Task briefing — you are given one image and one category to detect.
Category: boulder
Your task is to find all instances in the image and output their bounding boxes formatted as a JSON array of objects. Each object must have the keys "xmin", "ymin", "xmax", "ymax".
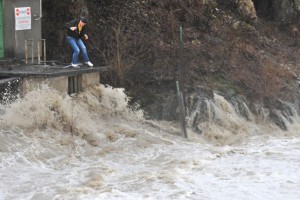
[
  {"xmin": 236, "ymin": 0, "xmax": 258, "ymax": 20},
  {"xmin": 272, "ymin": 0, "xmax": 299, "ymax": 20}
]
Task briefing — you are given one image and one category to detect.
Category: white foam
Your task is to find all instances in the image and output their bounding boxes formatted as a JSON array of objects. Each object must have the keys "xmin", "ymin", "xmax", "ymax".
[{"xmin": 0, "ymin": 85, "xmax": 299, "ymax": 200}]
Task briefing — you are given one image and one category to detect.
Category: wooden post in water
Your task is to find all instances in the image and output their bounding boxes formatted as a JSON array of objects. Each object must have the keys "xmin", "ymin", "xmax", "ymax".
[
  {"xmin": 176, "ymin": 26, "xmax": 188, "ymax": 138},
  {"xmin": 25, "ymin": 40, "xmax": 34, "ymax": 64},
  {"xmin": 176, "ymin": 81, "xmax": 188, "ymax": 138},
  {"xmin": 37, "ymin": 39, "xmax": 47, "ymax": 66}
]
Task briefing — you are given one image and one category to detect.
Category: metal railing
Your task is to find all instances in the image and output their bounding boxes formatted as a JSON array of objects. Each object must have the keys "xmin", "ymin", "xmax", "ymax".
[
  {"xmin": 25, "ymin": 39, "xmax": 34, "ymax": 64},
  {"xmin": 37, "ymin": 39, "xmax": 46, "ymax": 65},
  {"xmin": 25, "ymin": 39, "xmax": 46, "ymax": 65}
]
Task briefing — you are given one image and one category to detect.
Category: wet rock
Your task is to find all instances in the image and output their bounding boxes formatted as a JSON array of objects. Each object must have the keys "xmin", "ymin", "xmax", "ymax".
[
  {"xmin": 269, "ymin": 109, "xmax": 288, "ymax": 131},
  {"xmin": 236, "ymin": 0, "xmax": 258, "ymax": 20},
  {"xmin": 272, "ymin": 0, "xmax": 299, "ymax": 20}
]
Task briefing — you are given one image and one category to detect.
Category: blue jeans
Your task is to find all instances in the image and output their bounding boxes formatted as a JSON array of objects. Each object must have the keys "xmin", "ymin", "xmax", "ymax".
[{"xmin": 66, "ymin": 36, "xmax": 90, "ymax": 64}]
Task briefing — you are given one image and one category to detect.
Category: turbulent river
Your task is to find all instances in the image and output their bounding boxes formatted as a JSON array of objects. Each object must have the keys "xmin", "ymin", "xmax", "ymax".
[{"xmin": 0, "ymin": 85, "xmax": 299, "ymax": 200}]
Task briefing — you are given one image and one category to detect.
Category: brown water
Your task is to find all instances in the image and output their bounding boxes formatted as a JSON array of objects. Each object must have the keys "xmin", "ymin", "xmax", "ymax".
[{"xmin": 0, "ymin": 85, "xmax": 299, "ymax": 200}]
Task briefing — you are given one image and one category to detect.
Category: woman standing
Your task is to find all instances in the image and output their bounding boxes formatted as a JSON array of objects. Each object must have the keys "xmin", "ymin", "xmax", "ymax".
[{"xmin": 64, "ymin": 16, "xmax": 93, "ymax": 68}]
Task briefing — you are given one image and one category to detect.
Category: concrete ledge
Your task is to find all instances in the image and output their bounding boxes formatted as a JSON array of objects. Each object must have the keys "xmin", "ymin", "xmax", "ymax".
[
  {"xmin": 20, "ymin": 76, "xmax": 68, "ymax": 95},
  {"xmin": 0, "ymin": 64, "xmax": 109, "ymax": 96},
  {"xmin": 0, "ymin": 65, "xmax": 110, "ymax": 78},
  {"xmin": 0, "ymin": 77, "xmax": 19, "ymax": 84}
]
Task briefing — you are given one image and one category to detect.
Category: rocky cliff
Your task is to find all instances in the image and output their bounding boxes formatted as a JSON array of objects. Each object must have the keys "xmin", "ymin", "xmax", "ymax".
[{"xmin": 42, "ymin": 0, "xmax": 300, "ymax": 131}]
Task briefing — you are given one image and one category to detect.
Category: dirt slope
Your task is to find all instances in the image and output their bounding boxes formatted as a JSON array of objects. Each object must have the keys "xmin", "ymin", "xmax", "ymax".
[{"xmin": 42, "ymin": 0, "xmax": 300, "ymax": 108}]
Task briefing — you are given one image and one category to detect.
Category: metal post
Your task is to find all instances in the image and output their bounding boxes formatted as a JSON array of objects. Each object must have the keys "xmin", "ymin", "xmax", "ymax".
[
  {"xmin": 37, "ymin": 39, "xmax": 46, "ymax": 66},
  {"xmin": 31, "ymin": 41, "xmax": 34, "ymax": 64},
  {"xmin": 177, "ymin": 27, "xmax": 185, "ymax": 101},
  {"xmin": 176, "ymin": 81, "xmax": 188, "ymax": 138},
  {"xmin": 42, "ymin": 39, "xmax": 46, "ymax": 66},
  {"xmin": 37, "ymin": 40, "xmax": 41, "ymax": 64},
  {"xmin": 180, "ymin": 26, "xmax": 183, "ymax": 55},
  {"xmin": 176, "ymin": 27, "xmax": 188, "ymax": 138},
  {"xmin": 25, "ymin": 40, "xmax": 28, "ymax": 64},
  {"xmin": 25, "ymin": 40, "xmax": 34, "ymax": 65}
]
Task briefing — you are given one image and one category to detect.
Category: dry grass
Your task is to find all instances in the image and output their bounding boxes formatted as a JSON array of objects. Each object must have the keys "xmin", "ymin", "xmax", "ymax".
[{"xmin": 42, "ymin": 0, "xmax": 300, "ymax": 101}]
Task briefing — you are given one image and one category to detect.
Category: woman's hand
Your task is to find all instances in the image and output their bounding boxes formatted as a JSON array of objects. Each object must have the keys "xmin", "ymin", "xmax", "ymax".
[
  {"xmin": 84, "ymin": 34, "xmax": 89, "ymax": 40},
  {"xmin": 70, "ymin": 27, "xmax": 77, "ymax": 31}
]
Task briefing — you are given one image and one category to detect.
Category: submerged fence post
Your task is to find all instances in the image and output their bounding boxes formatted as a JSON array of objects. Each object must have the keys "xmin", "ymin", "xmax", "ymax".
[
  {"xmin": 176, "ymin": 26, "xmax": 188, "ymax": 138},
  {"xmin": 179, "ymin": 26, "xmax": 184, "ymax": 89},
  {"xmin": 176, "ymin": 81, "xmax": 188, "ymax": 138},
  {"xmin": 25, "ymin": 39, "xmax": 34, "ymax": 65}
]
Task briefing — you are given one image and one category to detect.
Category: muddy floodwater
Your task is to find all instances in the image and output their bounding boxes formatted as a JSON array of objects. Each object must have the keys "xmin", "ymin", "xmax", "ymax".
[{"xmin": 0, "ymin": 85, "xmax": 299, "ymax": 200}]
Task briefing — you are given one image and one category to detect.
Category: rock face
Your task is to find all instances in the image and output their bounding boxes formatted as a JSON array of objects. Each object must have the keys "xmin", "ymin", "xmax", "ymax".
[
  {"xmin": 296, "ymin": 0, "xmax": 300, "ymax": 9},
  {"xmin": 236, "ymin": 0, "xmax": 258, "ymax": 20},
  {"xmin": 186, "ymin": 86, "xmax": 300, "ymax": 134},
  {"xmin": 237, "ymin": 0, "xmax": 300, "ymax": 20},
  {"xmin": 272, "ymin": 0, "xmax": 299, "ymax": 20},
  {"xmin": 252, "ymin": 0, "xmax": 300, "ymax": 20}
]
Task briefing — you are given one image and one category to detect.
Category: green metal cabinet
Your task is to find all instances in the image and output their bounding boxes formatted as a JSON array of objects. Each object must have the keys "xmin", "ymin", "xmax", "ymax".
[{"xmin": 0, "ymin": 0, "xmax": 4, "ymax": 58}]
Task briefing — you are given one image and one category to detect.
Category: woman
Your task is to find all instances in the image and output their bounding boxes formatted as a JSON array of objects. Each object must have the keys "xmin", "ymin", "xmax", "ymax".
[{"xmin": 64, "ymin": 16, "xmax": 93, "ymax": 68}]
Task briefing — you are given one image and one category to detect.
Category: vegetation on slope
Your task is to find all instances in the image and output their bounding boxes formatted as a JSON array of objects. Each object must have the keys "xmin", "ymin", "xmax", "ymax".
[{"xmin": 42, "ymin": 0, "xmax": 300, "ymax": 105}]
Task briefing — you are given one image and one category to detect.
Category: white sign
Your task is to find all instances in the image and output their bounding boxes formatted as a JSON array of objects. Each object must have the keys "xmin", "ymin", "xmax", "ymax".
[{"xmin": 15, "ymin": 7, "xmax": 31, "ymax": 30}]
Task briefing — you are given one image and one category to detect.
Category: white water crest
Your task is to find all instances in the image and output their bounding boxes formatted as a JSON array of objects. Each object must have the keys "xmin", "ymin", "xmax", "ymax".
[{"xmin": 0, "ymin": 84, "xmax": 299, "ymax": 200}]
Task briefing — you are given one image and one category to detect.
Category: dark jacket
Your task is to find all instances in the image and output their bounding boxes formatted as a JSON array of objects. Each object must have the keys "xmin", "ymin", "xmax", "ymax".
[{"xmin": 64, "ymin": 19, "xmax": 87, "ymax": 39}]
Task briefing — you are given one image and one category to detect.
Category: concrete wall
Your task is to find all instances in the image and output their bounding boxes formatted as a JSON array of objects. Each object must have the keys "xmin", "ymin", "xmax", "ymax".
[
  {"xmin": 20, "ymin": 76, "xmax": 68, "ymax": 96},
  {"xmin": 3, "ymin": 0, "xmax": 42, "ymax": 59},
  {"xmin": 19, "ymin": 72, "xmax": 100, "ymax": 96},
  {"xmin": 82, "ymin": 72, "xmax": 100, "ymax": 90}
]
